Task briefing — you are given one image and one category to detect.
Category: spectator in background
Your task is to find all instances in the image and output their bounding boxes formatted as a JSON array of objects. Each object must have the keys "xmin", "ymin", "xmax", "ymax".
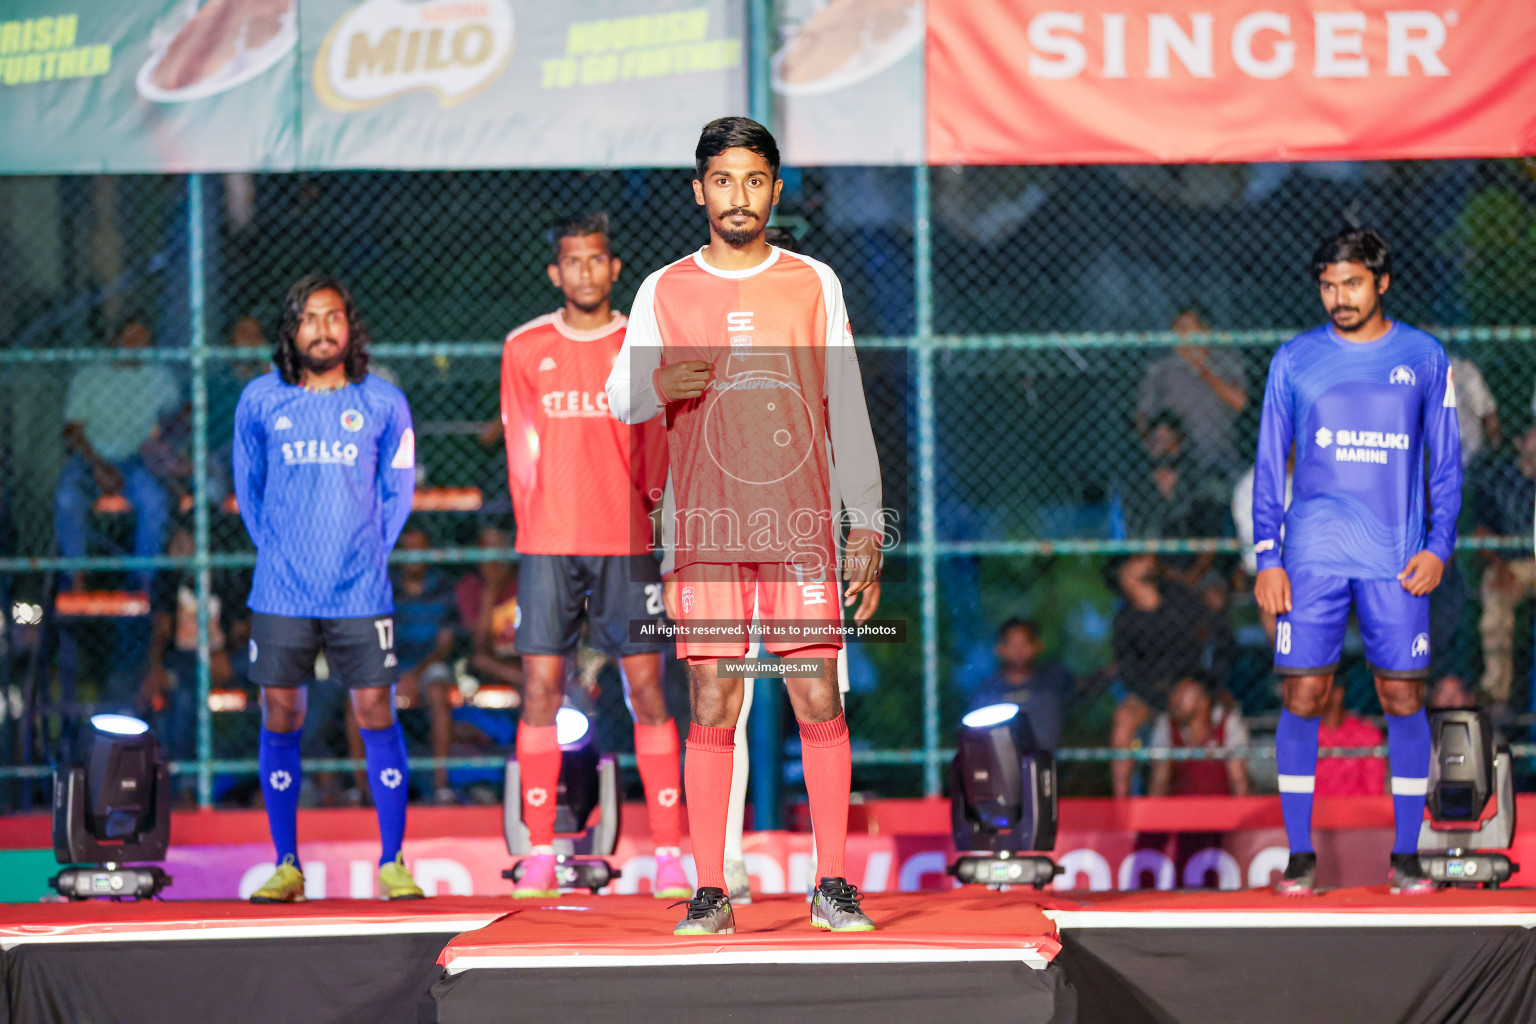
[
  {"xmin": 1471, "ymin": 422, "xmax": 1536, "ymax": 709},
  {"xmin": 55, "ymin": 314, "xmax": 181, "ymax": 590},
  {"xmin": 1314, "ymin": 684, "xmax": 1385, "ymax": 797},
  {"xmin": 1123, "ymin": 411, "xmax": 1231, "ymax": 586},
  {"xmin": 208, "ymin": 315, "xmax": 272, "ymax": 505},
  {"xmin": 360, "ymin": 527, "xmax": 458, "ymax": 803},
  {"xmin": 1232, "ymin": 446, "xmax": 1294, "ymax": 641},
  {"xmin": 141, "ymin": 527, "xmax": 233, "ymax": 799},
  {"xmin": 455, "ymin": 526, "xmax": 523, "ymax": 694},
  {"xmin": 974, "ymin": 618, "xmax": 1074, "ymax": 750},
  {"xmin": 1135, "ymin": 307, "xmax": 1247, "ymax": 475},
  {"xmin": 1450, "ymin": 356, "xmax": 1498, "ymax": 467},
  {"xmin": 1148, "ymin": 677, "xmax": 1249, "ymax": 796},
  {"xmin": 1429, "ymin": 674, "xmax": 1478, "ymax": 710},
  {"xmin": 1108, "ymin": 553, "xmax": 1236, "ymax": 797}
]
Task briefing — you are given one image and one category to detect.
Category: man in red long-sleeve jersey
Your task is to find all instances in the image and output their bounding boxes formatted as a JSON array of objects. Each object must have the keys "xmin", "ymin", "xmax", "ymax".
[
  {"xmin": 500, "ymin": 212, "xmax": 686, "ymax": 899},
  {"xmin": 607, "ymin": 118, "xmax": 884, "ymax": 935}
]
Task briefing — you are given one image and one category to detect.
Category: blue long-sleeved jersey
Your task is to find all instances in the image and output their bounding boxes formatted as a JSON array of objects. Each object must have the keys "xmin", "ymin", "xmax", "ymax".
[
  {"xmin": 234, "ymin": 371, "xmax": 415, "ymax": 617},
  {"xmin": 1253, "ymin": 321, "xmax": 1461, "ymax": 580}
]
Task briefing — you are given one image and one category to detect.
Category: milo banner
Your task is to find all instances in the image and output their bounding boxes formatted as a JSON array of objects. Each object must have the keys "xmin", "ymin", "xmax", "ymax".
[
  {"xmin": 0, "ymin": 1, "xmax": 300, "ymax": 173},
  {"xmin": 300, "ymin": 0, "xmax": 745, "ymax": 169}
]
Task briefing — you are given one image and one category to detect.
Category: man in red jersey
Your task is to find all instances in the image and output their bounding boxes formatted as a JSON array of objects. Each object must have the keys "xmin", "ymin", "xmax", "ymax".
[
  {"xmin": 607, "ymin": 118, "xmax": 884, "ymax": 935},
  {"xmin": 500, "ymin": 213, "xmax": 686, "ymax": 899}
]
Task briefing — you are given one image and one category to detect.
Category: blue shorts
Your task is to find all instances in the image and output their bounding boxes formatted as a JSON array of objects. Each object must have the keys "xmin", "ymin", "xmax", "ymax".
[{"xmin": 1274, "ymin": 570, "xmax": 1430, "ymax": 680}]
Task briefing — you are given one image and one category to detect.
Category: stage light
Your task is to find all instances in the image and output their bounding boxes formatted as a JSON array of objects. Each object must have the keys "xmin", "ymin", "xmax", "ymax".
[
  {"xmin": 90, "ymin": 713, "xmax": 150, "ymax": 736},
  {"xmin": 50, "ymin": 714, "xmax": 172, "ymax": 900},
  {"xmin": 948, "ymin": 703, "xmax": 1060, "ymax": 889},
  {"xmin": 503, "ymin": 705, "xmax": 622, "ymax": 894},
  {"xmin": 961, "ymin": 703, "xmax": 1021, "ymax": 729},
  {"xmin": 556, "ymin": 706, "xmax": 590, "ymax": 746},
  {"xmin": 1418, "ymin": 708, "xmax": 1518, "ymax": 888}
]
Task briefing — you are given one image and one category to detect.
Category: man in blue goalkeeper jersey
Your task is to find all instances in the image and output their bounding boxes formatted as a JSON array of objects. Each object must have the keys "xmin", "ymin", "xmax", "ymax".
[
  {"xmin": 1253, "ymin": 228, "xmax": 1461, "ymax": 896},
  {"xmin": 234, "ymin": 275, "xmax": 423, "ymax": 902}
]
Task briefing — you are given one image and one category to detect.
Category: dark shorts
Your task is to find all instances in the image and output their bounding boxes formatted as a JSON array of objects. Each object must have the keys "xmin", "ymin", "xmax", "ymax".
[
  {"xmin": 250, "ymin": 612, "xmax": 399, "ymax": 690},
  {"xmin": 515, "ymin": 554, "xmax": 668, "ymax": 657},
  {"xmin": 1274, "ymin": 570, "xmax": 1432, "ymax": 680}
]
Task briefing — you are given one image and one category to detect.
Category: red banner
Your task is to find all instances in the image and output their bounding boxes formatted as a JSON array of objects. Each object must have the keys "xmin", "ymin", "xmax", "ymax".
[
  {"xmin": 0, "ymin": 798, "xmax": 1523, "ymax": 899},
  {"xmin": 927, "ymin": 0, "xmax": 1536, "ymax": 164}
]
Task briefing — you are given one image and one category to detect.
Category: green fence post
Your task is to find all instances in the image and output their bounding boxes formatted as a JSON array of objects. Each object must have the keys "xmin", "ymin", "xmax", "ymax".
[
  {"xmin": 749, "ymin": 0, "xmax": 772, "ymax": 129},
  {"xmin": 188, "ymin": 174, "xmax": 214, "ymax": 808},
  {"xmin": 914, "ymin": 166, "xmax": 940, "ymax": 796}
]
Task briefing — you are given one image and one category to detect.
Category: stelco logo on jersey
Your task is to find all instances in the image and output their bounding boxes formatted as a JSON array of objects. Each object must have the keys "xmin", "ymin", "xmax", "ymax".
[
  {"xmin": 1314, "ymin": 425, "xmax": 1409, "ymax": 465},
  {"xmin": 283, "ymin": 439, "xmax": 361, "ymax": 466},
  {"xmin": 314, "ymin": 0, "xmax": 516, "ymax": 112},
  {"xmin": 541, "ymin": 390, "xmax": 610, "ymax": 418}
]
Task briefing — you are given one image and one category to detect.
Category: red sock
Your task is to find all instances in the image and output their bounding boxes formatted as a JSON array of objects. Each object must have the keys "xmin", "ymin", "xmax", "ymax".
[
  {"xmin": 635, "ymin": 720, "xmax": 682, "ymax": 850},
  {"xmin": 684, "ymin": 723, "xmax": 735, "ymax": 891},
  {"xmin": 800, "ymin": 714, "xmax": 851, "ymax": 881},
  {"xmin": 516, "ymin": 724, "xmax": 561, "ymax": 848}
]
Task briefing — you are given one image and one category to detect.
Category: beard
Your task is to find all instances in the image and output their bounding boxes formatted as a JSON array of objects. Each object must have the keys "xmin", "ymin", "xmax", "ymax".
[
  {"xmin": 299, "ymin": 341, "xmax": 345, "ymax": 375},
  {"xmin": 568, "ymin": 295, "xmax": 607, "ymax": 315},
  {"xmin": 715, "ymin": 208, "xmax": 763, "ymax": 247},
  {"xmin": 1329, "ymin": 296, "xmax": 1379, "ymax": 332}
]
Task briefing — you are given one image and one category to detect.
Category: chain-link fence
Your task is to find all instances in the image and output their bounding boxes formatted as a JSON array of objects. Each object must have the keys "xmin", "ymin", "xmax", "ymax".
[{"xmin": 2, "ymin": 158, "xmax": 1535, "ymax": 809}]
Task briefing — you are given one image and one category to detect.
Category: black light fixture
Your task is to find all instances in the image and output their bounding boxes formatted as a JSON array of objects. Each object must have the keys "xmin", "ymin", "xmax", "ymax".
[
  {"xmin": 50, "ymin": 714, "xmax": 173, "ymax": 899},
  {"xmin": 947, "ymin": 704, "xmax": 1061, "ymax": 889},
  {"xmin": 503, "ymin": 707, "xmax": 622, "ymax": 893},
  {"xmin": 1417, "ymin": 708, "xmax": 1518, "ymax": 888}
]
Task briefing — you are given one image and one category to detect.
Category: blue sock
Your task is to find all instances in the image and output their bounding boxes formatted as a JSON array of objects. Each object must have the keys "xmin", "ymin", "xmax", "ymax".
[
  {"xmin": 1386, "ymin": 709, "xmax": 1431, "ymax": 855},
  {"xmin": 361, "ymin": 722, "xmax": 410, "ymax": 865},
  {"xmin": 258, "ymin": 727, "xmax": 303, "ymax": 867},
  {"xmin": 1275, "ymin": 709, "xmax": 1320, "ymax": 855}
]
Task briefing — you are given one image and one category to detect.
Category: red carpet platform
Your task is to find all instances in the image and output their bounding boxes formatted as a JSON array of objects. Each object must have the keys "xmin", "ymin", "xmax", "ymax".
[
  {"xmin": 3, "ymin": 885, "xmax": 1534, "ymax": 1023},
  {"xmin": 432, "ymin": 892, "xmax": 1069, "ymax": 1024}
]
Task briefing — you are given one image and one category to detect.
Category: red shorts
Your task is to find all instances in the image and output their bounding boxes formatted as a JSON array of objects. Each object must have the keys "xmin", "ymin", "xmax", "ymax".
[{"xmin": 671, "ymin": 562, "xmax": 843, "ymax": 659}]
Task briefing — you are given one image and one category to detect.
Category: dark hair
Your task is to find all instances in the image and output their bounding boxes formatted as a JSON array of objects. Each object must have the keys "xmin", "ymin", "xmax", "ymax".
[
  {"xmin": 1311, "ymin": 226, "xmax": 1391, "ymax": 282},
  {"xmin": 763, "ymin": 226, "xmax": 801, "ymax": 253},
  {"xmin": 1148, "ymin": 408, "xmax": 1186, "ymax": 438},
  {"xmin": 549, "ymin": 211, "xmax": 615, "ymax": 263},
  {"xmin": 996, "ymin": 617, "xmax": 1040, "ymax": 643},
  {"xmin": 1172, "ymin": 303, "xmax": 1210, "ymax": 327},
  {"xmin": 273, "ymin": 274, "xmax": 371, "ymax": 386},
  {"xmin": 694, "ymin": 116, "xmax": 780, "ymax": 181},
  {"xmin": 108, "ymin": 310, "xmax": 152, "ymax": 344},
  {"xmin": 1103, "ymin": 552, "xmax": 1158, "ymax": 593}
]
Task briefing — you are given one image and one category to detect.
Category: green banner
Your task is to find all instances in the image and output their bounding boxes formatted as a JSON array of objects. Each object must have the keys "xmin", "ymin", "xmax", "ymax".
[
  {"xmin": 0, "ymin": 1, "xmax": 300, "ymax": 173},
  {"xmin": 0, "ymin": 0, "xmax": 746, "ymax": 173},
  {"xmin": 300, "ymin": 0, "xmax": 744, "ymax": 169}
]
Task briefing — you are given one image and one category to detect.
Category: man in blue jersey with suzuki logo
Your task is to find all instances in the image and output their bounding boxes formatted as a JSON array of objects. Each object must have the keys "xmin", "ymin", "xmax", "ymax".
[
  {"xmin": 234, "ymin": 275, "xmax": 423, "ymax": 902},
  {"xmin": 1253, "ymin": 228, "xmax": 1461, "ymax": 896}
]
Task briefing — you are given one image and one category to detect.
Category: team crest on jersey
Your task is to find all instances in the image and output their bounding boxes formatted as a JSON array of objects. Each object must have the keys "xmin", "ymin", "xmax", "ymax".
[
  {"xmin": 1411, "ymin": 633, "xmax": 1430, "ymax": 658},
  {"xmin": 1314, "ymin": 427, "xmax": 1333, "ymax": 449},
  {"xmin": 341, "ymin": 409, "xmax": 365, "ymax": 432},
  {"xmin": 1389, "ymin": 365, "xmax": 1416, "ymax": 386},
  {"xmin": 681, "ymin": 586, "xmax": 694, "ymax": 614}
]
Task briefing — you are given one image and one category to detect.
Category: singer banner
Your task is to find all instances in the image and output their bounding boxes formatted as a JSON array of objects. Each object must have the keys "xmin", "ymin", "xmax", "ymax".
[{"xmin": 927, "ymin": 0, "xmax": 1536, "ymax": 165}]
